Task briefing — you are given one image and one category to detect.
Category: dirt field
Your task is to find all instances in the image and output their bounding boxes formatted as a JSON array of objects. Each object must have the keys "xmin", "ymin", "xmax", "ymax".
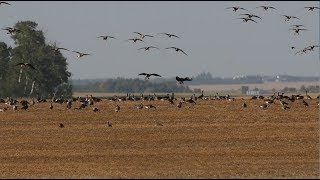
[{"xmin": 0, "ymin": 95, "xmax": 319, "ymax": 178}]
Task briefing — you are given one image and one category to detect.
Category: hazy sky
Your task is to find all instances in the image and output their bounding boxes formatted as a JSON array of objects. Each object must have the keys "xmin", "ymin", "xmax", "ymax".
[{"xmin": 1, "ymin": 1, "xmax": 319, "ymax": 79}]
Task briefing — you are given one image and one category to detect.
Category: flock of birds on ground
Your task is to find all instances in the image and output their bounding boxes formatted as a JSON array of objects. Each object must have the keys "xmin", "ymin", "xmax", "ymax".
[{"xmin": 0, "ymin": 2, "xmax": 319, "ymax": 128}]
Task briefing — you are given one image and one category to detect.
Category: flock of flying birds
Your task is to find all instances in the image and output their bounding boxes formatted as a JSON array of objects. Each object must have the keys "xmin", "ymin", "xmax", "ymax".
[
  {"xmin": 1, "ymin": 1, "xmax": 192, "ymax": 84},
  {"xmin": 226, "ymin": 4, "xmax": 319, "ymax": 56}
]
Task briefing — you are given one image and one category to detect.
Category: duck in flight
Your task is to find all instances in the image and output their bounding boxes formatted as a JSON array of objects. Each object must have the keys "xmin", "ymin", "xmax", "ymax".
[
  {"xmin": 159, "ymin": 33, "xmax": 180, "ymax": 39},
  {"xmin": 126, "ymin": 38, "xmax": 144, "ymax": 43},
  {"xmin": 226, "ymin": 6, "xmax": 247, "ymax": 12},
  {"xmin": 165, "ymin": 47, "xmax": 188, "ymax": 56},
  {"xmin": 72, "ymin": 51, "xmax": 91, "ymax": 58},
  {"xmin": 97, "ymin": 35, "xmax": 116, "ymax": 43},
  {"xmin": 238, "ymin": 17, "xmax": 258, "ymax": 23},
  {"xmin": 133, "ymin": 32, "xmax": 153, "ymax": 39},
  {"xmin": 304, "ymin": 6, "xmax": 320, "ymax": 11},
  {"xmin": 176, "ymin": 76, "xmax": 192, "ymax": 84},
  {"xmin": 281, "ymin": 15, "xmax": 300, "ymax": 21},
  {"xmin": 240, "ymin": 13, "xmax": 262, "ymax": 20},
  {"xmin": 256, "ymin": 6, "xmax": 276, "ymax": 11},
  {"xmin": 289, "ymin": 28, "xmax": 307, "ymax": 35},
  {"xmin": 16, "ymin": 63, "xmax": 36, "ymax": 70},
  {"xmin": 138, "ymin": 73, "xmax": 162, "ymax": 80},
  {"xmin": 138, "ymin": 46, "xmax": 159, "ymax": 51},
  {"xmin": 0, "ymin": 1, "xmax": 11, "ymax": 6},
  {"xmin": 52, "ymin": 47, "xmax": 69, "ymax": 53},
  {"xmin": 291, "ymin": 24, "xmax": 305, "ymax": 28}
]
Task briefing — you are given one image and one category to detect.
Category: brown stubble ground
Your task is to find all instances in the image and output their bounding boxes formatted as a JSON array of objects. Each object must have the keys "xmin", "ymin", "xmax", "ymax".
[{"xmin": 0, "ymin": 97, "xmax": 319, "ymax": 178}]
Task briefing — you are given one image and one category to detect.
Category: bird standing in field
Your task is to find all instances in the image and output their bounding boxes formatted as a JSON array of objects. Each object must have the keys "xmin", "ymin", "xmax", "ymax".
[
  {"xmin": 165, "ymin": 47, "xmax": 188, "ymax": 56},
  {"xmin": 138, "ymin": 73, "xmax": 162, "ymax": 80}
]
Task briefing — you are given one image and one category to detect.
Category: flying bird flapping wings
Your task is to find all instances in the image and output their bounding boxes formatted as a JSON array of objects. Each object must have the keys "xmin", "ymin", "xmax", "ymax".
[
  {"xmin": 226, "ymin": 6, "xmax": 248, "ymax": 12},
  {"xmin": 138, "ymin": 73, "xmax": 162, "ymax": 79},
  {"xmin": 52, "ymin": 47, "xmax": 69, "ymax": 53},
  {"xmin": 176, "ymin": 76, "xmax": 192, "ymax": 84},
  {"xmin": 289, "ymin": 28, "xmax": 307, "ymax": 35},
  {"xmin": 98, "ymin": 35, "xmax": 116, "ymax": 41},
  {"xmin": 72, "ymin": 51, "xmax": 91, "ymax": 58},
  {"xmin": 256, "ymin": 6, "xmax": 276, "ymax": 10},
  {"xmin": 0, "ymin": 1, "xmax": 11, "ymax": 6},
  {"xmin": 16, "ymin": 63, "xmax": 36, "ymax": 70},
  {"xmin": 133, "ymin": 32, "xmax": 154, "ymax": 39},
  {"xmin": 165, "ymin": 47, "xmax": 188, "ymax": 56},
  {"xmin": 238, "ymin": 17, "xmax": 258, "ymax": 23},
  {"xmin": 291, "ymin": 24, "xmax": 305, "ymax": 28},
  {"xmin": 126, "ymin": 38, "xmax": 144, "ymax": 43},
  {"xmin": 240, "ymin": 13, "xmax": 262, "ymax": 20},
  {"xmin": 138, "ymin": 46, "xmax": 159, "ymax": 51},
  {"xmin": 304, "ymin": 6, "xmax": 320, "ymax": 11},
  {"xmin": 159, "ymin": 33, "xmax": 180, "ymax": 39},
  {"xmin": 281, "ymin": 15, "xmax": 300, "ymax": 21}
]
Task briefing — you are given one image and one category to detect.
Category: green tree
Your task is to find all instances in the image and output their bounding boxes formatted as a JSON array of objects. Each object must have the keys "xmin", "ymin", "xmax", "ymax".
[
  {"xmin": 5, "ymin": 21, "xmax": 71, "ymax": 98},
  {"xmin": 0, "ymin": 42, "xmax": 11, "ymax": 97}
]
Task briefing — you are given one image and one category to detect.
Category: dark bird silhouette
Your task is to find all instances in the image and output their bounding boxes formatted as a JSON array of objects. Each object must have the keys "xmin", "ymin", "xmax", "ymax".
[
  {"xmin": 176, "ymin": 76, "xmax": 192, "ymax": 84},
  {"xmin": 133, "ymin": 32, "xmax": 153, "ymax": 39},
  {"xmin": 138, "ymin": 73, "xmax": 161, "ymax": 79},
  {"xmin": 59, "ymin": 123, "xmax": 64, "ymax": 128},
  {"xmin": 97, "ymin": 35, "xmax": 116, "ymax": 43},
  {"xmin": 238, "ymin": 17, "xmax": 258, "ymax": 23},
  {"xmin": 281, "ymin": 15, "xmax": 300, "ymax": 21},
  {"xmin": 159, "ymin": 33, "xmax": 180, "ymax": 39},
  {"xmin": 0, "ymin": 1, "xmax": 11, "ymax": 6},
  {"xmin": 240, "ymin": 13, "xmax": 262, "ymax": 20},
  {"xmin": 226, "ymin": 6, "xmax": 247, "ymax": 12},
  {"xmin": 256, "ymin": 6, "xmax": 276, "ymax": 11},
  {"xmin": 302, "ymin": 100, "xmax": 309, "ymax": 107},
  {"xmin": 291, "ymin": 24, "xmax": 305, "ymax": 28},
  {"xmin": 16, "ymin": 63, "xmax": 36, "ymax": 70},
  {"xmin": 138, "ymin": 46, "xmax": 159, "ymax": 51},
  {"xmin": 107, "ymin": 121, "xmax": 112, "ymax": 127},
  {"xmin": 165, "ymin": 47, "xmax": 188, "ymax": 56},
  {"xmin": 126, "ymin": 38, "xmax": 144, "ymax": 43},
  {"xmin": 72, "ymin": 51, "xmax": 91, "ymax": 58},
  {"xmin": 289, "ymin": 28, "xmax": 307, "ymax": 35},
  {"xmin": 306, "ymin": 45, "xmax": 319, "ymax": 51},
  {"xmin": 304, "ymin": 6, "xmax": 320, "ymax": 11},
  {"xmin": 52, "ymin": 47, "xmax": 69, "ymax": 53},
  {"xmin": 2, "ymin": 27, "xmax": 20, "ymax": 35}
]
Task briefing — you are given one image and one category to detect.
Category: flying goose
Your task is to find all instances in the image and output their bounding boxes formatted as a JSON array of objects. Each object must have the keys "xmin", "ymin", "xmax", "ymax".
[
  {"xmin": 133, "ymin": 32, "xmax": 153, "ymax": 39},
  {"xmin": 256, "ymin": 6, "xmax": 276, "ymax": 11},
  {"xmin": 291, "ymin": 24, "xmax": 305, "ymax": 28},
  {"xmin": 0, "ymin": 1, "xmax": 11, "ymax": 5},
  {"xmin": 72, "ymin": 51, "xmax": 91, "ymax": 58},
  {"xmin": 126, "ymin": 38, "xmax": 144, "ymax": 43},
  {"xmin": 165, "ymin": 47, "xmax": 188, "ymax": 56},
  {"xmin": 281, "ymin": 15, "xmax": 300, "ymax": 21},
  {"xmin": 176, "ymin": 76, "xmax": 192, "ymax": 84},
  {"xmin": 238, "ymin": 17, "xmax": 258, "ymax": 23},
  {"xmin": 304, "ymin": 6, "xmax": 320, "ymax": 11},
  {"xmin": 138, "ymin": 73, "xmax": 162, "ymax": 79},
  {"xmin": 306, "ymin": 45, "xmax": 319, "ymax": 51},
  {"xmin": 159, "ymin": 33, "xmax": 180, "ymax": 39},
  {"xmin": 289, "ymin": 28, "xmax": 307, "ymax": 35},
  {"xmin": 98, "ymin": 35, "xmax": 116, "ymax": 41},
  {"xmin": 226, "ymin": 6, "xmax": 248, "ymax": 12},
  {"xmin": 52, "ymin": 47, "xmax": 69, "ymax": 53},
  {"xmin": 138, "ymin": 46, "xmax": 159, "ymax": 51},
  {"xmin": 16, "ymin": 63, "xmax": 36, "ymax": 70},
  {"xmin": 240, "ymin": 13, "xmax": 262, "ymax": 20}
]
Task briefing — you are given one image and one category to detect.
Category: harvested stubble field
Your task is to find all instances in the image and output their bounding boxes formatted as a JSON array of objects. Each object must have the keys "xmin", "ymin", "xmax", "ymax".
[{"xmin": 0, "ymin": 96, "xmax": 319, "ymax": 178}]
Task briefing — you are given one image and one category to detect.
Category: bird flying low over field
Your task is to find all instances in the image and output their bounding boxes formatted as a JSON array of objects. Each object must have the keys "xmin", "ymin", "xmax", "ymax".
[
  {"xmin": 138, "ymin": 73, "xmax": 162, "ymax": 80},
  {"xmin": 72, "ymin": 51, "xmax": 91, "ymax": 58},
  {"xmin": 16, "ymin": 63, "xmax": 36, "ymax": 70},
  {"xmin": 165, "ymin": 47, "xmax": 188, "ymax": 56},
  {"xmin": 176, "ymin": 76, "xmax": 192, "ymax": 84}
]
